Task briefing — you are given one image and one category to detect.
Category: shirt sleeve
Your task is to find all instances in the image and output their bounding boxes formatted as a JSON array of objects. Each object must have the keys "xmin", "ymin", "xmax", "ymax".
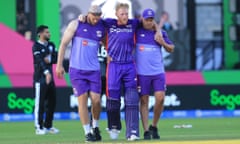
[
  {"xmin": 162, "ymin": 30, "xmax": 173, "ymax": 45},
  {"xmin": 32, "ymin": 43, "xmax": 49, "ymax": 75},
  {"xmin": 102, "ymin": 18, "xmax": 117, "ymax": 28},
  {"xmin": 133, "ymin": 18, "xmax": 142, "ymax": 29}
]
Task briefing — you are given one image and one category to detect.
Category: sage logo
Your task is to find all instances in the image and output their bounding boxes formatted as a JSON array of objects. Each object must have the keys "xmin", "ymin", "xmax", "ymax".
[
  {"xmin": 210, "ymin": 89, "xmax": 240, "ymax": 110},
  {"xmin": 7, "ymin": 92, "xmax": 35, "ymax": 114}
]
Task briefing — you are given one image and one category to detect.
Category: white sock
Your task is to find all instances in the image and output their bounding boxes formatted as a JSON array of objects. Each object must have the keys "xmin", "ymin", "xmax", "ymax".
[
  {"xmin": 83, "ymin": 124, "xmax": 91, "ymax": 135},
  {"xmin": 92, "ymin": 119, "xmax": 99, "ymax": 128}
]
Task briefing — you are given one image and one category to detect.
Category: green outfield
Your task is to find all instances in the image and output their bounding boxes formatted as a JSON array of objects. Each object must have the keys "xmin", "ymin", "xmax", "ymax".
[{"xmin": 1, "ymin": 117, "xmax": 240, "ymax": 144}]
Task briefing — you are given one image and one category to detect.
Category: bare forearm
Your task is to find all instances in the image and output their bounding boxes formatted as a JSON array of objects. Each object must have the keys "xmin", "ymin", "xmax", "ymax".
[
  {"xmin": 163, "ymin": 43, "xmax": 174, "ymax": 53},
  {"xmin": 57, "ymin": 44, "xmax": 66, "ymax": 66}
]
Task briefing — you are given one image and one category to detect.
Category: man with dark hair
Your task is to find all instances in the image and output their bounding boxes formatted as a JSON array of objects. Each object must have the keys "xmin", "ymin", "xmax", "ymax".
[{"xmin": 33, "ymin": 25, "xmax": 59, "ymax": 135}]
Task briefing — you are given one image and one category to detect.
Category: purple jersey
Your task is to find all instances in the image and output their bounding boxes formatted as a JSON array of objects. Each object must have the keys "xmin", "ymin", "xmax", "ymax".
[
  {"xmin": 70, "ymin": 21, "xmax": 105, "ymax": 70},
  {"xmin": 135, "ymin": 29, "xmax": 173, "ymax": 75},
  {"xmin": 104, "ymin": 19, "xmax": 140, "ymax": 63}
]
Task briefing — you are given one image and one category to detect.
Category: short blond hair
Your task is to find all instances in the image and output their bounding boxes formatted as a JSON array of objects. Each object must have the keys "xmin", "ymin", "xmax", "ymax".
[{"xmin": 115, "ymin": 3, "xmax": 129, "ymax": 11}]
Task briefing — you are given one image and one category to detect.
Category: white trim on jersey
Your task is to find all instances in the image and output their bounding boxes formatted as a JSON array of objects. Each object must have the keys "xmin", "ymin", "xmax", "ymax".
[{"xmin": 34, "ymin": 82, "xmax": 40, "ymax": 129}]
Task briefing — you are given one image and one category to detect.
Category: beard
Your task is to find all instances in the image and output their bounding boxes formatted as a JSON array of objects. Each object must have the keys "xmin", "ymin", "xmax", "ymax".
[{"xmin": 44, "ymin": 36, "xmax": 50, "ymax": 41}]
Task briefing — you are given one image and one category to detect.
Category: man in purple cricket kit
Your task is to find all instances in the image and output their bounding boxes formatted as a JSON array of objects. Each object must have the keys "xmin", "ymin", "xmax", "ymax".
[
  {"xmin": 135, "ymin": 9, "xmax": 174, "ymax": 140},
  {"xmin": 56, "ymin": 5, "xmax": 105, "ymax": 142},
  {"xmin": 78, "ymin": 3, "xmax": 161, "ymax": 141},
  {"xmin": 103, "ymin": 3, "xmax": 141, "ymax": 141}
]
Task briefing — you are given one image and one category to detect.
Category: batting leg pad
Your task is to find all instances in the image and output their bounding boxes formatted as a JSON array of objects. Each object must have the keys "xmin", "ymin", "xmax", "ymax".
[
  {"xmin": 124, "ymin": 88, "xmax": 140, "ymax": 138},
  {"xmin": 106, "ymin": 99, "xmax": 122, "ymax": 130}
]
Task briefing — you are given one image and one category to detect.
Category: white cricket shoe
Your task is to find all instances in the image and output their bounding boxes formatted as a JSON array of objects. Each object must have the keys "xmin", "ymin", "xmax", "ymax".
[
  {"xmin": 107, "ymin": 128, "xmax": 120, "ymax": 140},
  {"xmin": 35, "ymin": 128, "xmax": 46, "ymax": 135},
  {"xmin": 44, "ymin": 127, "xmax": 59, "ymax": 134},
  {"xmin": 127, "ymin": 135, "xmax": 140, "ymax": 141}
]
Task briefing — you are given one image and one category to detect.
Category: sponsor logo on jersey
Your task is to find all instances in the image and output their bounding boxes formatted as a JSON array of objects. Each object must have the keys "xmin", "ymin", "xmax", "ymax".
[
  {"xmin": 139, "ymin": 45, "xmax": 144, "ymax": 51},
  {"xmin": 82, "ymin": 40, "xmax": 88, "ymax": 46},
  {"xmin": 126, "ymin": 24, "xmax": 132, "ymax": 28},
  {"xmin": 96, "ymin": 30, "xmax": 102, "ymax": 38},
  {"xmin": 110, "ymin": 27, "xmax": 133, "ymax": 33},
  {"xmin": 48, "ymin": 45, "xmax": 53, "ymax": 52}
]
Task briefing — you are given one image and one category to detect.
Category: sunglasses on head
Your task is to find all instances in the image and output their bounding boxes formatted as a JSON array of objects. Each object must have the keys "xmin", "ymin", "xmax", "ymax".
[{"xmin": 91, "ymin": 13, "xmax": 102, "ymax": 16}]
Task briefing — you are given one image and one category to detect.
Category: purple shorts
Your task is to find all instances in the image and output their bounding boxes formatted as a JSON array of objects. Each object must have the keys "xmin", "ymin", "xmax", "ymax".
[
  {"xmin": 138, "ymin": 73, "xmax": 166, "ymax": 96},
  {"xmin": 69, "ymin": 67, "xmax": 101, "ymax": 96},
  {"xmin": 106, "ymin": 62, "xmax": 137, "ymax": 100}
]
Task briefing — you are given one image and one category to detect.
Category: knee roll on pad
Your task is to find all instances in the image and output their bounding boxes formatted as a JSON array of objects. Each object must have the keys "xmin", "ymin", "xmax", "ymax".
[
  {"xmin": 125, "ymin": 89, "xmax": 140, "ymax": 138},
  {"xmin": 106, "ymin": 99, "xmax": 121, "ymax": 111},
  {"xmin": 125, "ymin": 88, "xmax": 139, "ymax": 106}
]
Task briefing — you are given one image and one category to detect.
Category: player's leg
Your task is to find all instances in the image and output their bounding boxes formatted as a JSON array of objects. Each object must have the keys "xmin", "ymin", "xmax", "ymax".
[
  {"xmin": 89, "ymin": 70, "xmax": 101, "ymax": 126},
  {"xmin": 149, "ymin": 73, "xmax": 166, "ymax": 139},
  {"xmin": 152, "ymin": 91, "xmax": 165, "ymax": 127},
  {"xmin": 69, "ymin": 68, "xmax": 95, "ymax": 142},
  {"xmin": 106, "ymin": 62, "xmax": 122, "ymax": 139},
  {"xmin": 138, "ymin": 75, "xmax": 152, "ymax": 139},
  {"xmin": 77, "ymin": 92, "xmax": 97, "ymax": 142},
  {"xmin": 89, "ymin": 70, "xmax": 102, "ymax": 141},
  {"xmin": 90, "ymin": 91, "xmax": 101, "ymax": 140},
  {"xmin": 44, "ymin": 81, "xmax": 59, "ymax": 134},
  {"xmin": 123, "ymin": 63, "xmax": 139, "ymax": 140},
  {"xmin": 77, "ymin": 92, "xmax": 90, "ymax": 131},
  {"xmin": 149, "ymin": 91, "xmax": 164, "ymax": 139},
  {"xmin": 34, "ymin": 81, "xmax": 47, "ymax": 135},
  {"xmin": 90, "ymin": 92, "xmax": 101, "ymax": 127},
  {"xmin": 140, "ymin": 95, "xmax": 149, "ymax": 131},
  {"xmin": 124, "ymin": 88, "xmax": 139, "ymax": 140}
]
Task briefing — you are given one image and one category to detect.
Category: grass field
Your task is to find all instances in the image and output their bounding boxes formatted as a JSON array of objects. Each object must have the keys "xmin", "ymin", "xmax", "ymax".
[{"xmin": 1, "ymin": 117, "xmax": 240, "ymax": 144}]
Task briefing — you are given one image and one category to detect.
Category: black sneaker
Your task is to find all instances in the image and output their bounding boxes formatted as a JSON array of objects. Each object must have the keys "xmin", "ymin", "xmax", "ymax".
[
  {"xmin": 149, "ymin": 125, "xmax": 160, "ymax": 139},
  {"xmin": 85, "ymin": 133, "xmax": 96, "ymax": 142},
  {"xmin": 92, "ymin": 127, "xmax": 101, "ymax": 141},
  {"xmin": 143, "ymin": 131, "xmax": 151, "ymax": 140}
]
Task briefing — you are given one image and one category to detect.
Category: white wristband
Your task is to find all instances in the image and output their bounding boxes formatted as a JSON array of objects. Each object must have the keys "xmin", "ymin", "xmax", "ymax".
[{"xmin": 44, "ymin": 70, "xmax": 50, "ymax": 75}]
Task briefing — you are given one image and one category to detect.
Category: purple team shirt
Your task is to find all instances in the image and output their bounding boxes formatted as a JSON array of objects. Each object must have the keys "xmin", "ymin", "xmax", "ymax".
[
  {"xmin": 104, "ymin": 19, "xmax": 140, "ymax": 63},
  {"xmin": 135, "ymin": 29, "xmax": 173, "ymax": 75},
  {"xmin": 70, "ymin": 21, "xmax": 105, "ymax": 70}
]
